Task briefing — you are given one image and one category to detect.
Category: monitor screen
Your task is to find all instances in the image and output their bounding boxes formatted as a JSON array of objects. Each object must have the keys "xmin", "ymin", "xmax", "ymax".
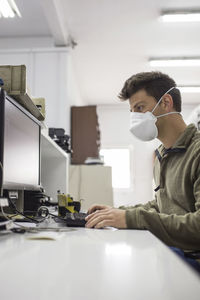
[{"xmin": 1, "ymin": 94, "xmax": 41, "ymax": 190}]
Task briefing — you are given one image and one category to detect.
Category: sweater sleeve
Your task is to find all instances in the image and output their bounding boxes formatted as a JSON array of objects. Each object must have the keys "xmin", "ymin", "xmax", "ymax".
[
  {"xmin": 125, "ymin": 208, "xmax": 200, "ymax": 250},
  {"xmin": 126, "ymin": 168, "xmax": 200, "ymax": 251},
  {"xmin": 119, "ymin": 199, "xmax": 160, "ymax": 212}
]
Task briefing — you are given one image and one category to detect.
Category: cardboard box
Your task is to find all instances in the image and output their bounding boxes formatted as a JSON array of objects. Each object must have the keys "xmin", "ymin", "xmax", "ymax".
[
  {"xmin": 0, "ymin": 65, "xmax": 45, "ymax": 121},
  {"xmin": 32, "ymin": 97, "xmax": 46, "ymax": 119},
  {"xmin": 0, "ymin": 65, "xmax": 26, "ymax": 95}
]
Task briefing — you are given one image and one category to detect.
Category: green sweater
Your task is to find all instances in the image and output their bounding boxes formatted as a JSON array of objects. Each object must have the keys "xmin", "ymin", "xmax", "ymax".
[{"xmin": 121, "ymin": 124, "xmax": 200, "ymax": 251}]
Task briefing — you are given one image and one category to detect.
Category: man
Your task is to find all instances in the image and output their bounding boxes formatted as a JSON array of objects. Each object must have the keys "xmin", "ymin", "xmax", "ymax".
[{"xmin": 85, "ymin": 71, "xmax": 200, "ymax": 254}]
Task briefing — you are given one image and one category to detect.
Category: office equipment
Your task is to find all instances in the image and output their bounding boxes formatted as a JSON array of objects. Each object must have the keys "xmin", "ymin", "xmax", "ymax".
[
  {"xmin": 49, "ymin": 127, "xmax": 72, "ymax": 153},
  {"xmin": 0, "ymin": 65, "xmax": 44, "ymax": 121},
  {"xmin": 1, "ymin": 94, "xmax": 41, "ymax": 189},
  {"xmin": 64, "ymin": 212, "xmax": 87, "ymax": 227},
  {"xmin": 0, "ymin": 89, "xmax": 42, "ymax": 211},
  {"xmin": 23, "ymin": 189, "xmax": 51, "ymax": 214},
  {"xmin": 84, "ymin": 157, "xmax": 104, "ymax": 164},
  {"xmin": 0, "ymin": 229, "xmax": 199, "ymax": 300},
  {"xmin": 0, "ymin": 220, "xmax": 13, "ymax": 231},
  {"xmin": 57, "ymin": 191, "xmax": 81, "ymax": 216}
]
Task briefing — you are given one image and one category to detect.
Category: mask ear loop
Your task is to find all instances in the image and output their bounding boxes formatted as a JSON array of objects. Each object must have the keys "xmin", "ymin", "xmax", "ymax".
[
  {"xmin": 151, "ymin": 86, "xmax": 176, "ymax": 114},
  {"xmin": 157, "ymin": 111, "xmax": 181, "ymax": 118}
]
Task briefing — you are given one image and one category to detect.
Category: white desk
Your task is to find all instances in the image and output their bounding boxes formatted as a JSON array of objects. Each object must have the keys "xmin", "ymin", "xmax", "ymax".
[{"xmin": 0, "ymin": 228, "xmax": 199, "ymax": 300}]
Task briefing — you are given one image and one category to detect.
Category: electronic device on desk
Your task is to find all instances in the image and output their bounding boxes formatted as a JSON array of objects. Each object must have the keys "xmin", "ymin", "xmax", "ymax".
[
  {"xmin": 0, "ymin": 88, "xmax": 42, "ymax": 216},
  {"xmin": 57, "ymin": 191, "xmax": 87, "ymax": 227},
  {"xmin": 84, "ymin": 157, "xmax": 104, "ymax": 165},
  {"xmin": 65, "ymin": 212, "xmax": 87, "ymax": 227},
  {"xmin": 54, "ymin": 211, "xmax": 87, "ymax": 227},
  {"xmin": 49, "ymin": 128, "xmax": 72, "ymax": 153},
  {"xmin": 57, "ymin": 191, "xmax": 81, "ymax": 215},
  {"xmin": 23, "ymin": 189, "xmax": 53, "ymax": 215}
]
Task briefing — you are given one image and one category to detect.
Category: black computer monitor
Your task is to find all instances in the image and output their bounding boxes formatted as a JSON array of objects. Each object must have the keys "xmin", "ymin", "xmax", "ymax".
[{"xmin": 0, "ymin": 89, "xmax": 41, "ymax": 191}]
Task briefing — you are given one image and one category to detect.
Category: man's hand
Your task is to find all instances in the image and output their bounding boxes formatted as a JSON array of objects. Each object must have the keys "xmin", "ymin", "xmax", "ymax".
[
  {"xmin": 87, "ymin": 204, "xmax": 112, "ymax": 215},
  {"xmin": 85, "ymin": 207, "xmax": 127, "ymax": 229}
]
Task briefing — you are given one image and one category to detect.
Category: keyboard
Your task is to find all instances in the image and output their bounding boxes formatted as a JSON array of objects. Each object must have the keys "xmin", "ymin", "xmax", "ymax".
[{"xmin": 65, "ymin": 212, "xmax": 87, "ymax": 227}]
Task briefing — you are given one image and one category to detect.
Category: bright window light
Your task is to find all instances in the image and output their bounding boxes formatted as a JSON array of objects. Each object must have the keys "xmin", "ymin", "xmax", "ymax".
[
  {"xmin": 160, "ymin": 13, "xmax": 200, "ymax": 22},
  {"xmin": 0, "ymin": 0, "xmax": 21, "ymax": 18},
  {"xmin": 149, "ymin": 58, "xmax": 200, "ymax": 67},
  {"xmin": 100, "ymin": 148, "xmax": 131, "ymax": 189}
]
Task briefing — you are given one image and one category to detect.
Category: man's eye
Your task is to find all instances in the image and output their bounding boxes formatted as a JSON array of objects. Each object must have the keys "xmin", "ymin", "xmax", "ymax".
[{"xmin": 137, "ymin": 106, "xmax": 143, "ymax": 111}]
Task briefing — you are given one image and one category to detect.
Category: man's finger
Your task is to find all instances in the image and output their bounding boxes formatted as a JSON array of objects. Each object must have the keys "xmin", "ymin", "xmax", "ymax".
[
  {"xmin": 86, "ymin": 214, "xmax": 110, "ymax": 228},
  {"xmin": 94, "ymin": 219, "xmax": 112, "ymax": 229},
  {"xmin": 85, "ymin": 210, "xmax": 99, "ymax": 221},
  {"xmin": 87, "ymin": 205, "xmax": 99, "ymax": 214},
  {"xmin": 86, "ymin": 208, "xmax": 111, "ymax": 221}
]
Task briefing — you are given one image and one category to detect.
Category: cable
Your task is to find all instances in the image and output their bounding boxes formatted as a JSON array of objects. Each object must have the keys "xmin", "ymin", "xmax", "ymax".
[
  {"xmin": 0, "ymin": 205, "xmax": 26, "ymax": 232},
  {"xmin": 48, "ymin": 212, "xmax": 66, "ymax": 222},
  {"xmin": 1, "ymin": 205, "xmax": 11, "ymax": 222},
  {"xmin": 35, "ymin": 206, "xmax": 66, "ymax": 222},
  {"xmin": 0, "ymin": 201, "xmax": 51, "ymax": 233},
  {"xmin": 8, "ymin": 197, "xmax": 43, "ymax": 224},
  {"xmin": 0, "ymin": 161, "xmax": 3, "ymax": 197},
  {"xmin": 1, "ymin": 198, "xmax": 66, "ymax": 233}
]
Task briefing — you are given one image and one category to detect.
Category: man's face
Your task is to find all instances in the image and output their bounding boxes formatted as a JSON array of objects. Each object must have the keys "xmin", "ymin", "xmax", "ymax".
[
  {"xmin": 129, "ymin": 89, "xmax": 159, "ymax": 114},
  {"xmin": 129, "ymin": 89, "xmax": 171, "ymax": 139}
]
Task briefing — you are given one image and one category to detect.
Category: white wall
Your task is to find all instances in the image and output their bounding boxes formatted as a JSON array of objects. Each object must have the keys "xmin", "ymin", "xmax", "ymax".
[
  {"xmin": 97, "ymin": 102, "xmax": 198, "ymax": 208},
  {"xmin": 0, "ymin": 37, "xmax": 83, "ymax": 134},
  {"xmin": 0, "ymin": 37, "xmax": 198, "ymax": 207},
  {"xmin": 0, "ymin": 37, "xmax": 55, "ymax": 49}
]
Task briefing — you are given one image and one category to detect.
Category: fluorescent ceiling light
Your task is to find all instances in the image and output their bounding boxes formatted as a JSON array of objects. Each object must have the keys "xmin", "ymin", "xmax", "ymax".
[
  {"xmin": 149, "ymin": 57, "xmax": 200, "ymax": 67},
  {"xmin": 160, "ymin": 13, "xmax": 200, "ymax": 23},
  {"xmin": 0, "ymin": 0, "xmax": 21, "ymax": 18},
  {"xmin": 179, "ymin": 86, "xmax": 200, "ymax": 93}
]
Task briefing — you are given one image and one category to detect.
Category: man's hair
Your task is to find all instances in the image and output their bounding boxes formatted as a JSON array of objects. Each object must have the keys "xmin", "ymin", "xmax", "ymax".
[{"xmin": 118, "ymin": 71, "xmax": 182, "ymax": 112}]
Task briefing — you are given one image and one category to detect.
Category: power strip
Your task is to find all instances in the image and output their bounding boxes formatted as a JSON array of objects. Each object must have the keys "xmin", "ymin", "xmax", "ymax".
[
  {"xmin": 0, "ymin": 197, "xmax": 9, "ymax": 207},
  {"xmin": 0, "ymin": 197, "xmax": 14, "ymax": 231},
  {"xmin": 0, "ymin": 220, "xmax": 13, "ymax": 231}
]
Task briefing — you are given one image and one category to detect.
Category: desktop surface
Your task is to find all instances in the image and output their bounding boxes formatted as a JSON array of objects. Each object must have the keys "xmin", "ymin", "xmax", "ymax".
[{"xmin": 0, "ymin": 229, "xmax": 199, "ymax": 300}]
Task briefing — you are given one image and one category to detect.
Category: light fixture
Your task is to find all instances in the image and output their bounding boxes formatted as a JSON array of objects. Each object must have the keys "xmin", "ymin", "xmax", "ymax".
[
  {"xmin": 149, "ymin": 57, "xmax": 200, "ymax": 67},
  {"xmin": 0, "ymin": 0, "xmax": 21, "ymax": 18},
  {"xmin": 159, "ymin": 9, "xmax": 200, "ymax": 22},
  {"xmin": 179, "ymin": 86, "xmax": 200, "ymax": 93}
]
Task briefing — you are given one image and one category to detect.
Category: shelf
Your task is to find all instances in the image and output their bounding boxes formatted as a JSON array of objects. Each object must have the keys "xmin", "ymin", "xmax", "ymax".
[
  {"xmin": 41, "ymin": 130, "xmax": 69, "ymax": 159},
  {"xmin": 41, "ymin": 130, "xmax": 69, "ymax": 201}
]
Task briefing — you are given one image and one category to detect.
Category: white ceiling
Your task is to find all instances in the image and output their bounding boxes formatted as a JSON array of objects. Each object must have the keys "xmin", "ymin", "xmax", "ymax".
[{"xmin": 0, "ymin": 0, "xmax": 200, "ymax": 105}]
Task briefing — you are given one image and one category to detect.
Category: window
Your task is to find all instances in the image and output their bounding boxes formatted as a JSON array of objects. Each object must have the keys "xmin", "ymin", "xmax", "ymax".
[{"xmin": 100, "ymin": 148, "xmax": 131, "ymax": 189}]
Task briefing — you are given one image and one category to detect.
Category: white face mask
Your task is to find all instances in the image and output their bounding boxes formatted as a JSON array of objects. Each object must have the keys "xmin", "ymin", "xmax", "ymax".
[{"xmin": 130, "ymin": 87, "xmax": 180, "ymax": 141}]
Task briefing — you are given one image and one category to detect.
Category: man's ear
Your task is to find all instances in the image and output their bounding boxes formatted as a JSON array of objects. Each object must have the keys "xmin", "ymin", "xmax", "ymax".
[{"xmin": 162, "ymin": 94, "xmax": 174, "ymax": 111}]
